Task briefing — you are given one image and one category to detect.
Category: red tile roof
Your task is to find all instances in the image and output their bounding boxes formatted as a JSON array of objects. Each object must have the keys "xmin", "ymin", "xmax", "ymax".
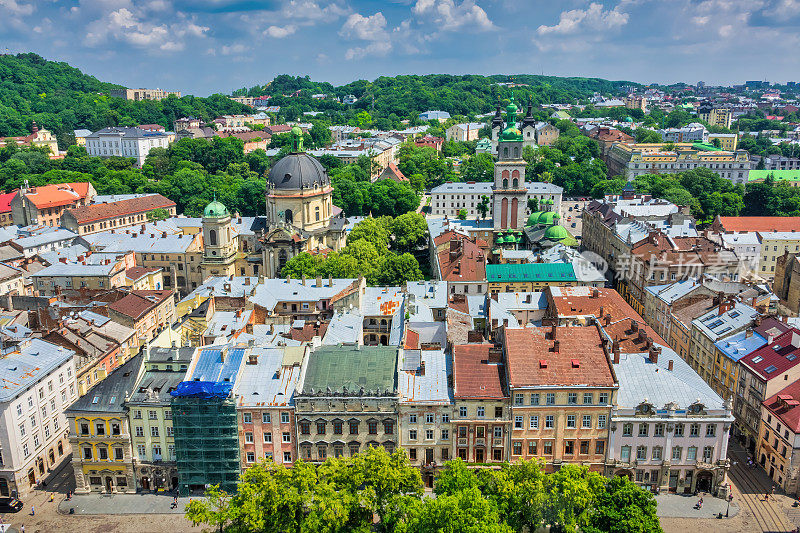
[
  {"xmin": 107, "ymin": 290, "xmax": 172, "ymax": 320},
  {"xmin": 716, "ymin": 217, "xmax": 800, "ymax": 233},
  {"xmin": 453, "ymin": 344, "xmax": 506, "ymax": 399},
  {"xmin": 65, "ymin": 194, "xmax": 175, "ymax": 224},
  {"xmin": 503, "ymin": 326, "xmax": 615, "ymax": 388},
  {"xmin": 22, "ymin": 182, "xmax": 92, "ymax": 209},
  {"xmin": 0, "ymin": 191, "xmax": 15, "ymax": 214},
  {"xmin": 435, "ymin": 232, "xmax": 486, "ymax": 282},
  {"xmin": 404, "ymin": 329, "xmax": 420, "ymax": 350},
  {"xmin": 763, "ymin": 381, "xmax": 800, "ymax": 434},
  {"xmin": 126, "ymin": 266, "xmax": 161, "ymax": 281},
  {"xmin": 740, "ymin": 328, "xmax": 800, "ymax": 381}
]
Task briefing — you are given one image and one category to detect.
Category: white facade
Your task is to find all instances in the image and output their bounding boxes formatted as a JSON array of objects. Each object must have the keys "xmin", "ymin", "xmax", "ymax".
[
  {"xmin": 430, "ymin": 181, "xmax": 563, "ymax": 220},
  {"xmin": 0, "ymin": 339, "xmax": 77, "ymax": 498},
  {"xmin": 85, "ymin": 128, "xmax": 170, "ymax": 167}
]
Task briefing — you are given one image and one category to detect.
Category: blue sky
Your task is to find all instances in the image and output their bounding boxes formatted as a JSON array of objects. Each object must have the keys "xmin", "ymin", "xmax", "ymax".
[{"xmin": 1, "ymin": 0, "xmax": 799, "ymax": 96}]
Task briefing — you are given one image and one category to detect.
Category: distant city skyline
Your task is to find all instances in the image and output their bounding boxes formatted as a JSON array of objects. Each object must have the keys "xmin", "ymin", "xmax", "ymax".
[{"xmin": 1, "ymin": 0, "xmax": 798, "ymax": 96}]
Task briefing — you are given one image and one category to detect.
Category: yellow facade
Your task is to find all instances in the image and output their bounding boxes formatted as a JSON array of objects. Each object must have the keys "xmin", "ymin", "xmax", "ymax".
[
  {"xmin": 69, "ymin": 415, "xmax": 135, "ymax": 493},
  {"xmin": 708, "ymin": 133, "xmax": 738, "ymax": 151},
  {"xmin": 488, "ymin": 280, "xmax": 578, "ymax": 293},
  {"xmin": 759, "ymin": 236, "xmax": 800, "ymax": 280}
]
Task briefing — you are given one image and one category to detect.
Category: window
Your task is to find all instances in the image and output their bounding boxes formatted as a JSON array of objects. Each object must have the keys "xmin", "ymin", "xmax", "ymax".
[
  {"xmin": 282, "ymin": 432, "xmax": 291, "ymax": 443},
  {"xmin": 513, "ymin": 441, "xmax": 522, "ymax": 455},
  {"xmin": 284, "ymin": 452, "xmax": 292, "ymax": 463},
  {"xmin": 477, "ymin": 406, "xmax": 485, "ymax": 418},
  {"xmin": 245, "ymin": 432, "xmax": 254, "ymax": 443},
  {"xmin": 654, "ymin": 423, "xmax": 664, "ymax": 437},
  {"xmin": 133, "ymin": 410, "xmax": 142, "ymax": 419},
  {"xmin": 114, "ymin": 447, "xmax": 123, "ymax": 460},
  {"xmin": 595, "ymin": 440, "xmax": 605, "ymax": 455},
  {"xmin": 545, "ymin": 415, "xmax": 554, "ymax": 429},
  {"xmin": 702, "ymin": 446, "xmax": 714, "ymax": 461},
  {"xmin": 135, "ymin": 426, "xmax": 144, "ymax": 437},
  {"xmin": 580, "ymin": 440, "xmax": 590, "ymax": 455},
  {"xmin": 599, "ymin": 393, "xmax": 609, "ymax": 404},
  {"xmin": 494, "ymin": 426, "xmax": 502, "ymax": 438},
  {"xmin": 442, "ymin": 413, "xmax": 449, "ymax": 423},
  {"xmin": 706, "ymin": 424, "xmax": 716, "ymax": 437},
  {"xmin": 459, "ymin": 406, "xmax": 467, "ymax": 417},
  {"xmin": 441, "ymin": 429, "xmax": 449, "ymax": 440},
  {"xmin": 264, "ymin": 432, "xmax": 273, "ymax": 443},
  {"xmin": 494, "ymin": 406, "xmax": 503, "ymax": 418},
  {"xmin": 583, "ymin": 393, "xmax": 593, "ymax": 405},
  {"xmin": 546, "ymin": 393, "xmax": 555, "ymax": 405},
  {"xmin": 425, "ymin": 413, "xmax": 434, "ymax": 423},
  {"xmin": 409, "ymin": 448, "xmax": 417, "ymax": 461},
  {"xmin": 638, "ymin": 424, "xmax": 649, "ymax": 437},
  {"xmin": 349, "ymin": 421, "xmax": 359, "ymax": 435},
  {"xmin": 368, "ymin": 421, "xmax": 378, "ymax": 434},
  {"xmin": 689, "ymin": 424, "xmax": 700, "ymax": 437},
  {"xmin": 672, "ymin": 446, "xmax": 682, "ymax": 461},
  {"xmin": 243, "ymin": 412, "xmax": 252, "ymax": 423},
  {"xmin": 598, "ymin": 415, "xmax": 607, "ymax": 429},
  {"xmin": 620, "ymin": 445, "xmax": 631, "ymax": 461},
  {"xmin": 566, "ymin": 415, "xmax": 576, "ymax": 428},
  {"xmin": 83, "ymin": 447, "xmax": 92, "ymax": 460},
  {"xmin": 262, "ymin": 413, "xmax": 271, "ymax": 424},
  {"xmin": 514, "ymin": 416, "xmax": 523, "ymax": 429},
  {"xmin": 543, "ymin": 441, "xmax": 553, "ymax": 455},
  {"xmin": 622, "ymin": 423, "xmax": 633, "ymax": 437},
  {"xmin": 333, "ymin": 420, "xmax": 343, "ymax": 434},
  {"xmin": 409, "ymin": 429, "xmax": 417, "ymax": 440},
  {"xmin": 95, "ymin": 422, "xmax": 104, "ymax": 435},
  {"xmin": 582, "ymin": 415, "xmax": 592, "ymax": 428},
  {"xmin": 409, "ymin": 414, "xmax": 417, "ymax": 424},
  {"xmin": 98, "ymin": 447, "xmax": 108, "ymax": 460},
  {"xmin": 148, "ymin": 410, "xmax": 158, "ymax": 420},
  {"xmin": 567, "ymin": 393, "xmax": 577, "ymax": 405},
  {"xmin": 530, "ymin": 393, "xmax": 540, "ymax": 405},
  {"xmin": 31, "ymin": 415, "xmax": 37, "ymax": 428},
  {"xmin": 564, "ymin": 440, "xmax": 575, "ymax": 454},
  {"xmin": 246, "ymin": 452, "xmax": 255, "ymax": 463},
  {"xmin": 316, "ymin": 422, "xmax": 326, "ymax": 435},
  {"xmin": 636, "ymin": 446, "xmax": 647, "ymax": 460},
  {"xmin": 652, "ymin": 446, "xmax": 663, "ymax": 460},
  {"xmin": 384, "ymin": 421, "xmax": 394, "ymax": 434},
  {"xmin": 530, "ymin": 415, "xmax": 539, "ymax": 429},
  {"xmin": 80, "ymin": 423, "xmax": 89, "ymax": 436},
  {"xmin": 674, "ymin": 423, "xmax": 684, "ymax": 437},
  {"xmin": 687, "ymin": 446, "xmax": 697, "ymax": 461},
  {"xmin": 150, "ymin": 427, "xmax": 159, "ymax": 437}
]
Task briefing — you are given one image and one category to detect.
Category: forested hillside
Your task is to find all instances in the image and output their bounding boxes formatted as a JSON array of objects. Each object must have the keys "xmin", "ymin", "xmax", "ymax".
[{"xmin": 0, "ymin": 53, "xmax": 250, "ymax": 141}]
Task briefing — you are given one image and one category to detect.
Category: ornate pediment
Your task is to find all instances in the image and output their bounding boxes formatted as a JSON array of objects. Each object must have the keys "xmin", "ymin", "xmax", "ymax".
[
  {"xmin": 687, "ymin": 400, "xmax": 706, "ymax": 415},
  {"xmin": 635, "ymin": 399, "xmax": 655, "ymax": 416}
]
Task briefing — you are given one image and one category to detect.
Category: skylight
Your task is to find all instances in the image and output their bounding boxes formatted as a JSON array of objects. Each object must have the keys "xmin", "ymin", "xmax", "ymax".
[
  {"xmin": 765, "ymin": 365, "xmax": 778, "ymax": 374},
  {"xmin": 752, "ymin": 356, "xmax": 764, "ymax": 364}
]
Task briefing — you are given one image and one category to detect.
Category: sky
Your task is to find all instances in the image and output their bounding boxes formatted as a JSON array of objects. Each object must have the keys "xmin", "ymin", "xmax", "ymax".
[{"xmin": 1, "ymin": 0, "xmax": 799, "ymax": 96}]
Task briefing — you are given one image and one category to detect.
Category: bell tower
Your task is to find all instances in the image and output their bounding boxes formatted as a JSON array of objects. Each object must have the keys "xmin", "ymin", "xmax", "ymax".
[
  {"xmin": 492, "ymin": 97, "xmax": 528, "ymax": 231},
  {"xmin": 200, "ymin": 196, "xmax": 237, "ymax": 278}
]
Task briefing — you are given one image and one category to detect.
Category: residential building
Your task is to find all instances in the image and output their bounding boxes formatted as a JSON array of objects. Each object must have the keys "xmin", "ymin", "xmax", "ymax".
[
  {"xmin": 128, "ymin": 345, "xmax": 192, "ymax": 491},
  {"xmin": 418, "ymin": 111, "xmax": 450, "ymax": 122},
  {"xmin": 738, "ymin": 327, "xmax": 800, "ymax": 452},
  {"xmin": 107, "ymin": 290, "xmax": 175, "ymax": 343},
  {"xmin": 125, "ymin": 266, "xmax": 165, "ymax": 291},
  {"xmin": 698, "ymin": 104, "xmax": 733, "ymax": 129},
  {"xmin": 171, "ymin": 343, "xmax": 247, "ymax": 493},
  {"xmin": 758, "ymin": 381, "xmax": 800, "ymax": 493},
  {"xmin": 11, "ymin": 182, "xmax": 96, "ymax": 227},
  {"xmin": 757, "ymin": 233, "xmax": 800, "ymax": 281},
  {"xmin": 173, "ymin": 117, "xmax": 202, "ymax": 132},
  {"xmin": 110, "ymin": 88, "xmax": 181, "ymax": 101},
  {"xmin": 776, "ymin": 252, "xmax": 800, "ymax": 313},
  {"xmin": 66, "ymin": 353, "xmax": 143, "ymax": 494},
  {"xmin": 445, "ymin": 123, "xmax": 482, "ymax": 142},
  {"xmin": 0, "ymin": 339, "xmax": 77, "ymax": 498},
  {"xmin": 31, "ymin": 255, "xmax": 130, "ymax": 296},
  {"xmin": 584, "ymin": 126, "xmax": 635, "ymax": 159},
  {"xmin": 62, "ymin": 194, "xmax": 177, "ymax": 235},
  {"xmin": 398, "ymin": 324, "xmax": 451, "ymax": 486},
  {"xmin": 605, "ymin": 142, "xmax": 750, "ymax": 183},
  {"xmin": 73, "ymin": 129, "xmax": 92, "ymax": 147},
  {"xmin": 624, "ymin": 95, "xmax": 648, "ymax": 112},
  {"xmin": 503, "ymin": 326, "xmax": 617, "ymax": 473},
  {"xmin": 84, "ymin": 128, "xmax": 171, "ymax": 167},
  {"xmin": 432, "ymin": 232, "xmax": 487, "ymax": 295},
  {"xmin": 0, "ymin": 263, "xmax": 24, "ymax": 296},
  {"xmin": 0, "ymin": 123, "xmax": 59, "ymax": 156},
  {"xmin": 429, "ymin": 181, "xmax": 563, "ymax": 220},
  {"xmin": 236, "ymin": 346, "xmax": 302, "ymax": 468},
  {"xmin": 452, "ymin": 344, "xmax": 509, "ymax": 463},
  {"xmin": 486, "ymin": 263, "xmax": 584, "ymax": 293},
  {"xmin": 294, "ymin": 345, "xmax": 399, "ymax": 462},
  {"xmin": 708, "ymin": 133, "xmax": 738, "ymax": 151},
  {"xmin": 658, "ymin": 123, "xmax": 708, "ymax": 143}
]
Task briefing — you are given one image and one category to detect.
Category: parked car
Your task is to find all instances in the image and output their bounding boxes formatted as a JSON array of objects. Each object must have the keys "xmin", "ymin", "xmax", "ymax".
[{"xmin": 0, "ymin": 497, "xmax": 23, "ymax": 512}]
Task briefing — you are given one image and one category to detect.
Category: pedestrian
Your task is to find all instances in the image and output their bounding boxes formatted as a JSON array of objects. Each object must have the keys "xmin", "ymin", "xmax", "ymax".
[
  {"xmin": 49, "ymin": 493, "xmax": 54, "ymax": 502},
  {"xmin": 699, "ymin": 497, "xmax": 703, "ymax": 509},
  {"xmin": 20, "ymin": 525, "xmax": 24, "ymax": 533},
  {"xmin": 765, "ymin": 491, "xmax": 770, "ymax": 502},
  {"xmin": 30, "ymin": 504, "xmax": 34, "ymax": 516}
]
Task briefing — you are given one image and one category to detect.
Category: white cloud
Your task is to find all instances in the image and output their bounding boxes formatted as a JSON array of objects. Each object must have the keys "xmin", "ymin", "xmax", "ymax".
[
  {"xmin": 85, "ymin": 6, "xmax": 208, "ymax": 52},
  {"xmin": 412, "ymin": 0, "xmax": 494, "ymax": 31},
  {"xmin": 339, "ymin": 12, "xmax": 388, "ymax": 41},
  {"xmin": 0, "ymin": 0, "xmax": 33, "ymax": 15},
  {"xmin": 537, "ymin": 2, "xmax": 629, "ymax": 35},
  {"xmin": 265, "ymin": 24, "xmax": 296, "ymax": 38},
  {"xmin": 345, "ymin": 41, "xmax": 392, "ymax": 60},
  {"xmin": 220, "ymin": 43, "xmax": 248, "ymax": 55}
]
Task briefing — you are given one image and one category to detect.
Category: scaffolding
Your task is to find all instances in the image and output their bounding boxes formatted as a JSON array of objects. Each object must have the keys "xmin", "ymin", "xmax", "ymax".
[{"xmin": 171, "ymin": 394, "xmax": 240, "ymax": 493}]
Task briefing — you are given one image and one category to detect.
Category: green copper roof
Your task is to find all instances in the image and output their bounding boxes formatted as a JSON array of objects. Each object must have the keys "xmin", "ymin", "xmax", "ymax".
[
  {"xmin": 203, "ymin": 199, "xmax": 229, "ymax": 218},
  {"xmin": 544, "ymin": 224, "xmax": 570, "ymax": 241},
  {"xmin": 692, "ymin": 142, "xmax": 723, "ymax": 152},
  {"xmin": 486, "ymin": 263, "xmax": 577, "ymax": 283},
  {"xmin": 526, "ymin": 211, "xmax": 543, "ymax": 226},
  {"xmin": 301, "ymin": 345, "xmax": 398, "ymax": 395},
  {"xmin": 748, "ymin": 169, "xmax": 800, "ymax": 182},
  {"xmin": 499, "ymin": 95, "xmax": 523, "ymax": 142},
  {"xmin": 536, "ymin": 211, "xmax": 559, "ymax": 225}
]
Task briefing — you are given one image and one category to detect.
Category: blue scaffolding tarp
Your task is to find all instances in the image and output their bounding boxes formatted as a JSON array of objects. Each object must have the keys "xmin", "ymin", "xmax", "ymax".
[{"xmin": 171, "ymin": 381, "xmax": 232, "ymax": 399}]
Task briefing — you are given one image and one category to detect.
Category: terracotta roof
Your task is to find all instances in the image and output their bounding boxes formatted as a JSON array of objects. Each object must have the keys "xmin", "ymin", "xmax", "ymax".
[
  {"xmin": 436, "ymin": 233, "xmax": 486, "ymax": 282},
  {"xmin": 503, "ymin": 326, "xmax": 615, "ymax": 388},
  {"xmin": 740, "ymin": 328, "xmax": 800, "ymax": 381},
  {"xmin": 107, "ymin": 290, "xmax": 172, "ymax": 320},
  {"xmin": 126, "ymin": 266, "xmax": 161, "ymax": 281},
  {"xmin": 717, "ymin": 217, "xmax": 800, "ymax": 233},
  {"xmin": 65, "ymin": 194, "xmax": 175, "ymax": 225},
  {"xmin": 548, "ymin": 286, "xmax": 633, "ymax": 322},
  {"xmin": 267, "ymin": 125, "xmax": 293, "ymax": 134},
  {"xmin": 448, "ymin": 294, "xmax": 469, "ymax": 314},
  {"xmin": 453, "ymin": 344, "xmax": 506, "ymax": 399},
  {"xmin": 763, "ymin": 380, "xmax": 800, "ymax": 434},
  {"xmin": 0, "ymin": 191, "xmax": 15, "ymax": 213},
  {"xmin": 218, "ymin": 131, "xmax": 271, "ymax": 142},
  {"xmin": 380, "ymin": 162, "xmax": 408, "ymax": 182},
  {"xmin": 285, "ymin": 322, "xmax": 328, "ymax": 342},
  {"xmin": 22, "ymin": 182, "xmax": 92, "ymax": 209},
  {"xmin": 404, "ymin": 329, "xmax": 420, "ymax": 350}
]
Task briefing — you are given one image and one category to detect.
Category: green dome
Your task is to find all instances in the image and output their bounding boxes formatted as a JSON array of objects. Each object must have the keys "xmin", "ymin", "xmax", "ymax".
[
  {"xmin": 204, "ymin": 199, "xmax": 229, "ymax": 218},
  {"xmin": 537, "ymin": 211, "xmax": 559, "ymax": 225},
  {"xmin": 500, "ymin": 126, "xmax": 523, "ymax": 142},
  {"xmin": 506, "ymin": 101, "xmax": 518, "ymax": 114},
  {"xmin": 527, "ymin": 211, "xmax": 543, "ymax": 226},
  {"xmin": 624, "ymin": 116, "xmax": 634, "ymax": 123},
  {"xmin": 544, "ymin": 224, "xmax": 570, "ymax": 241},
  {"xmin": 495, "ymin": 235, "xmax": 506, "ymax": 244}
]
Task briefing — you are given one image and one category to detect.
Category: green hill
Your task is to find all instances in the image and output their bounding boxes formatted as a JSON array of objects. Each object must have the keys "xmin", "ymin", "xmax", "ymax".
[{"xmin": 0, "ymin": 53, "xmax": 250, "ymax": 139}]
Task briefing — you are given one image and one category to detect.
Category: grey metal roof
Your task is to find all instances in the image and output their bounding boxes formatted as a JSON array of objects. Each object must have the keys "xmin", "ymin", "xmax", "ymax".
[
  {"xmin": 249, "ymin": 277, "xmax": 354, "ymax": 311},
  {"xmin": 179, "ymin": 276, "xmax": 259, "ymax": 303},
  {"xmin": 128, "ymin": 369, "xmax": 187, "ymax": 405},
  {"xmin": 614, "ymin": 348, "xmax": 724, "ymax": 411},
  {"xmin": 236, "ymin": 347, "xmax": 301, "ymax": 407},
  {"xmin": 693, "ymin": 302, "xmax": 758, "ymax": 340},
  {"xmin": 267, "ymin": 152, "xmax": 330, "ymax": 190},
  {"xmin": 0, "ymin": 339, "xmax": 75, "ymax": 402},
  {"xmin": 398, "ymin": 347, "xmax": 451, "ymax": 404},
  {"xmin": 85, "ymin": 127, "xmax": 169, "ymax": 140},
  {"xmin": 66, "ymin": 353, "xmax": 143, "ymax": 414},
  {"xmin": 14, "ymin": 229, "xmax": 76, "ymax": 250},
  {"xmin": 321, "ymin": 311, "xmax": 362, "ymax": 345}
]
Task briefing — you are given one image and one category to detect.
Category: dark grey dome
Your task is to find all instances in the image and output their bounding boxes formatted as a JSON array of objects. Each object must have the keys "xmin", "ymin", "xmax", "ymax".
[{"xmin": 268, "ymin": 152, "xmax": 330, "ymax": 190}]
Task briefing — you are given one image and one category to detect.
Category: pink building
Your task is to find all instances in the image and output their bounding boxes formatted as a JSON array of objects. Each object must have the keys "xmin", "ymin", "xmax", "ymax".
[{"xmin": 236, "ymin": 346, "xmax": 303, "ymax": 467}]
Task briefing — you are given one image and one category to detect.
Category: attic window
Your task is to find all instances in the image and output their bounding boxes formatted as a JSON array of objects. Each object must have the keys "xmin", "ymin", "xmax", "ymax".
[
  {"xmin": 765, "ymin": 365, "xmax": 778, "ymax": 374},
  {"xmin": 92, "ymin": 396, "xmax": 100, "ymax": 404},
  {"xmin": 789, "ymin": 354, "xmax": 797, "ymax": 361},
  {"xmin": 774, "ymin": 345, "xmax": 782, "ymax": 351},
  {"xmin": 752, "ymin": 356, "xmax": 764, "ymax": 364},
  {"xmin": 109, "ymin": 396, "xmax": 116, "ymax": 404},
  {"xmin": 539, "ymin": 359, "xmax": 548, "ymax": 368},
  {"xmin": 571, "ymin": 359, "xmax": 581, "ymax": 368}
]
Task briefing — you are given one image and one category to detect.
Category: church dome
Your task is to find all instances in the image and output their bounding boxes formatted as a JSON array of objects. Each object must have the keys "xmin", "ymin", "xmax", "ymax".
[
  {"xmin": 537, "ymin": 211, "xmax": 559, "ymax": 225},
  {"xmin": 268, "ymin": 152, "xmax": 330, "ymax": 190},
  {"xmin": 204, "ymin": 199, "xmax": 229, "ymax": 218},
  {"xmin": 526, "ymin": 211, "xmax": 543, "ymax": 226},
  {"xmin": 544, "ymin": 224, "xmax": 570, "ymax": 241}
]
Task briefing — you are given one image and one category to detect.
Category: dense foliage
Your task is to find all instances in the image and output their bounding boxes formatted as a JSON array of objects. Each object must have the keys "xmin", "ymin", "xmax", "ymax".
[
  {"xmin": 186, "ymin": 449, "xmax": 662, "ymax": 533},
  {"xmin": 0, "ymin": 53, "xmax": 250, "ymax": 143},
  {"xmin": 281, "ymin": 214, "xmax": 426, "ymax": 286},
  {"xmin": 743, "ymin": 175, "xmax": 800, "ymax": 216}
]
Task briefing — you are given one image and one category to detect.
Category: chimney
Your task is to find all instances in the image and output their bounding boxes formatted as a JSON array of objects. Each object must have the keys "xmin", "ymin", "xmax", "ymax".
[
  {"xmin": 316, "ymin": 276, "xmax": 322, "ymax": 287},
  {"xmin": 328, "ymin": 275, "xmax": 333, "ymax": 286},
  {"xmin": 553, "ymin": 340, "xmax": 560, "ymax": 353},
  {"xmin": 604, "ymin": 314, "xmax": 612, "ymax": 326},
  {"xmin": 491, "ymin": 292, "xmax": 498, "ymax": 301},
  {"xmin": 745, "ymin": 328, "xmax": 753, "ymax": 338},
  {"xmin": 638, "ymin": 329, "xmax": 647, "ymax": 341},
  {"xmin": 419, "ymin": 361, "xmax": 426, "ymax": 376},
  {"xmin": 302, "ymin": 275, "xmax": 306, "ymax": 286},
  {"xmin": 5, "ymin": 293, "xmax": 11, "ymax": 312},
  {"xmin": 631, "ymin": 320, "xmax": 639, "ymax": 333},
  {"xmin": 492, "ymin": 318, "xmax": 498, "ymax": 328},
  {"xmin": 503, "ymin": 319, "xmax": 508, "ymax": 327},
  {"xmin": 236, "ymin": 309, "xmax": 242, "ymax": 318},
  {"xmin": 612, "ymin": 339, "xmax": 620, "ymax": 364},
  {"xmin": 782, "ymin": 314, "xmax": 789, "ymax": 324},
  {"xmin": 668, "ymin": 359, "xmax": 674, "ymax": 371},
  {"xmin": 599, "ymin": 305, "xmax": 604, "ymax": 318},
  {"xmin": 551, "ymin": 324, "xmax": 557, "ymax": 340},
  {"xmin": 649, "ymin": 346, "xmax": 661, "ymax": 364},
  {"xmin": 488, "ymin": 348, "xmax": 503, "ymax": 363},
  {"xmin": 591, "ymin": 287, "xmax": 599, "ymax": 298},
  {"xmin": 244, "ymin": 278, "xmax": 250, "ymax": 286},
  {"xmin": 525, "ymin": 294, "xmax": 532, "ymax": 303},
  {"xmin": 140, "ymin": 224, "xmax": 145, "ymax": 234}
]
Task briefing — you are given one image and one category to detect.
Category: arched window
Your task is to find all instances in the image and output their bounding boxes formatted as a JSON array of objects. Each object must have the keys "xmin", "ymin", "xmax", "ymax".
[
  {"xmin": 514, "ymin": 147, "xmax": 519, "ymax": 158},
  {"xmin": 512, "ymin": 178, "xmax": 518, "ymax": 188},
  {"xmin": 315, "ymin": 206, "xmax": 320, "ymax": 221},
  {"xmin": 209, "ymin": 230, "xmax": 217, "ymax": 246},
  {"xmin": 503, "ymin": 147, "xmax": 508, "ymax": 158},
  {"xmin": 512, "ymin": 170, "xmax": 520, "ymax": 179},
  {"xmin": 285, "ymin": 209, "xmax": 293, "ymax": 224},
  {"xmin": 503, "ymin": 179, "xmax": 508, "ymax": 188}
]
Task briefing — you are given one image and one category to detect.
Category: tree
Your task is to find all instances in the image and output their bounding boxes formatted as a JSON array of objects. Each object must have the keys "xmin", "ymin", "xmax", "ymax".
[
  {"xmin": 634, "ymin": 128, "xmax": 663, "ymax": 144},
  {"xmin": 397, "ymin": 486, "xmax": 513, "ymax": 533},
  {"xmin": 527, "ymin": 197, "xmax": 539, "ymax": 212},
  {"xmin": 477, "ymin": 195, "xmax": 490, "ymax": 219},
  {"xmin": 583, "ymin": 476, "xmax": 662, "ymax": 533},
  {"xmin": 146, "ymin": 208, "xmax": 170, "ymax": 222},
  {"xmin": 391, "ymin": 212, "xmax": 427, "ymax": 253},
  {"xmin": 457, "ymin": 208, "xmax": 467, "ymax": 220},
  {"xmin": 459, "ymin": 153, "xmax": 494, "ymax": 182}
]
